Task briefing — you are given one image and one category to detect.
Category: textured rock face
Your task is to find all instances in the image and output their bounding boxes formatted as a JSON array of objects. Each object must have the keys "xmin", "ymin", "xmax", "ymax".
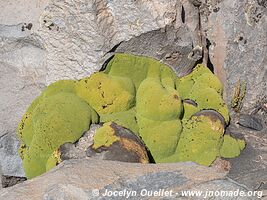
[
  {"xmin": 198, "ymin": 0, "xmax": 267, "ymax": 191},
  {"xmin": 201, "ymin": 0, "xmax": 267, "ymax": 110},
  {"xmin": 37, "ymin": 0, "xmax": 192, "ymax": 84},
  {"xmin": 0, "ymin": 134, "xmax": 25, "ymax": 177},
  {"xmin": 0, "ymin": 159, "xmax": 258, "ymax": 200}
]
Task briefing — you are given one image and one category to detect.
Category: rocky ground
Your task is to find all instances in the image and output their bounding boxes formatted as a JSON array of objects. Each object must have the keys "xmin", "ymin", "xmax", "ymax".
[
  {"xmin": 0, "ymin": 158, "xmax": 260, "ymax": 200},
  {"xmin": 0, "ymin": 0, "xmax": 266, "ymax": 199}
]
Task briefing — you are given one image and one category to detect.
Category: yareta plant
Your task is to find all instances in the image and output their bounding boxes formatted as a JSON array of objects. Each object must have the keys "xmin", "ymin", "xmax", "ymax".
[{"xmin": 17, "ymin": 53, "xmax": 245, "ymax": 179}]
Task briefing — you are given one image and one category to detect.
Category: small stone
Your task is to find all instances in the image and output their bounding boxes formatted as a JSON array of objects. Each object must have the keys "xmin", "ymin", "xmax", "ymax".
[
  {"xmin": 59, "ymin": 124, "xmax": 101, "ymax": 161},
  {"xmin": 87, "ymin": 122, "xmax": 150, "ymax": 164},
  {"xmin": 238, "ymin": 114, "xmax": 263, "ymax": 131},
  {"xmin": 193, "ymin": 109, "xmax": 226, "ymax": 127}
]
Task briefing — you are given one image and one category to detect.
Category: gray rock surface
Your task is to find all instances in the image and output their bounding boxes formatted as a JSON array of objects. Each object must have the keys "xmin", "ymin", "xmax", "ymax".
[
  {"xmin": 201, "ymin": 0, "xmax": 267, "ymax": 110},
  {"xmin": 115, "ymin": 26, "xmax": 203, "ymax": 77},
  {"xmin": 37, "ymin": 0, "xmax": 190, "ymax": 84},
  {"xmin": 238, "ymin": 114, "xmax": 263, "ymax": 131},
  {"xmin": 225, "ymin": 119, "xmax": 267, "ymax": 191},
  {"xmin": 0, "ymin": 134, "xmax": 25, "ymax": 177},
  {"xmin": 59, "ymin": 124, "xmax": 101, "ymax": 160},
  {"xmin": 0, "ymin": 159, "xmax": 260, "ymax": 200}
]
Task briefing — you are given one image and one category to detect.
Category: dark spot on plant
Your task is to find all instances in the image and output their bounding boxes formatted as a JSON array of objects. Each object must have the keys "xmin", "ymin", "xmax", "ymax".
[{"xmin": 174, "ymin": 94, "xmax": 179, "ymax": 100}]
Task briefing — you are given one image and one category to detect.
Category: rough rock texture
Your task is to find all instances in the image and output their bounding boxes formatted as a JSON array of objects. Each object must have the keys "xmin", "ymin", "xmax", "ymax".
[
  {"xmin": 0, "ymin": 134, "xmax": 25, "ymax": 177},
  {"xmin": 60, "ymin": 124, "xmax": 101, "ymax": 160},
  {"xmin": 87, "ymin": 122, "xmax": 149, "ymax": 163},
  {"xmin": 60, "ymin": 123, "xmax": 150, "ymax": 164},
  {"xmin": 225, "ymin": 118, "xmax": 267, "ymax": 191},
  {"xmin": 201, "ymin": 0, "xmax": 267, "ymax": 110},
  {"xmin": 1, "ymin": 176, "xmax": 27, "ymax": 188},
  {"xmin": 37, "ymin": 0, "xmax": 195, "ymax": 83},
  {"xmin": 0, "ymin": 159, "xmax": 259, "ymax": 200},
  {"xmin": 237, "ymin": 114, "xmax": 263, "ymax": 131}
]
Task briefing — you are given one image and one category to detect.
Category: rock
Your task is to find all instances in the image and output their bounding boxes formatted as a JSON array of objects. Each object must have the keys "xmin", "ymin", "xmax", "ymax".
[
  {"xmin": 0, "ymin": 134, "xmax": 25, "ymax": 177},
  {"xmin": 60, "ymin": 123, "xmax": 150, "ymax": 164},
  {"xmin": 0, "ymin": 25, "xmax": 45, "ymax": 177},
  {"xmin": 0, "ymin": 61, "xmax": 45, "ymax": 138},
  {"xmin": 0, "ymin": 167, "xmax": 2, "ymax": 189},
  {"xmin": 238, "ymin": 114, "xmax": 263, "ymax": 131},
  {"xmin": 0, "ymin": 0, "xmax": 49, "ymax": 29},
  {"xmin": 77, "ymin": 124, "xmax": 101, "ymax": 152},
  {"xmin": 87, "ymin": 122, "xmax": 149, "ymax": 163},
  {"xmin": 116, "ymin": 26, "xmax": 202, "ymax": 77},
  {"xmin": 0, "ymin": 159, "xmax": 258, "ymax": 200},
  {"xmin": 59, "ymin": 124, "xmax": 101, "ymax": 160},
  {"xmin": 227, "ymin": 142, "xmax": 267, "ymax": 191},
  {"xmin": 201, "ymin": 0, "xmax": 267, "ymax": 110},
  {"xmin": 37, "ymin": 0, "xmax": 193, "ymax": 84},
  {"xmin": 1, "ymin": 176, "xmax": 26, "ymax": 188},
  {"xmin": 225, "ymin": 123, "xmax": 267, "ymax": 190}
]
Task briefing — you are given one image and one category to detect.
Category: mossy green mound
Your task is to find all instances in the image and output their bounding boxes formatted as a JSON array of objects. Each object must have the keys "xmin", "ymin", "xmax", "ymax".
[
  {"xmin": 137, "ymin": 114, "xmax": 182, "ymax": 162},
  {"xmin": 76, "ymin": 72, "xmax": 135, "ymax": 115},
  {"xmin": 100, "ymin": 108, "xmax": 139, "ymax": 134},
  {"xmin": 135, "ymin": 62, "xmax": 183, "ymax": 162},
  {"xmin": 220, "ymin": 135, "xmax": 246, "ymax": 158},
  {"xmin": 18, "ymin": 82, "xmax": 98, "ymax": 178},
  {"xmin": 17, "ymin": 53, "xmax": 245, "ymax": 179},
  {"xmin": 176, "ymin": 64, "xmax": 229, "ymax": 123},
  {"xmin": 162, "ymin": 114, "xmax": 225, "ymax": 165}
]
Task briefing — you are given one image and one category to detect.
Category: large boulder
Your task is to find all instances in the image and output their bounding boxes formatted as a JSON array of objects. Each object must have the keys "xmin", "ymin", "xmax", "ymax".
[
  {"xmin": 0, "ymin": 159, "xmax": 259, "ymax": 200},
  {"xmin": 201, "ymin": 0, "xmax": 267, "ymax": 110}
]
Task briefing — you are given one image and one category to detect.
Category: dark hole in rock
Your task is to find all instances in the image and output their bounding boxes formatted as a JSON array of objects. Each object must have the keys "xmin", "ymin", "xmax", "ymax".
[
  {"xmin": 206, "ymin": 38, "xmax": 214, "ymax": 73},
  {"xmin": 100, "ymin": 54, "xmax": 115, "ymax": 71},
  {"xmin": 181, "ymin": 5, "xmax": 185, "ymax": 23},
  {"xmin": 26, "ymin": 23, "xmax": 33, "ymax": 30},
  {"xmin": 107, "ymin": 42, "xmax": 122, "ymax": 54}
]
